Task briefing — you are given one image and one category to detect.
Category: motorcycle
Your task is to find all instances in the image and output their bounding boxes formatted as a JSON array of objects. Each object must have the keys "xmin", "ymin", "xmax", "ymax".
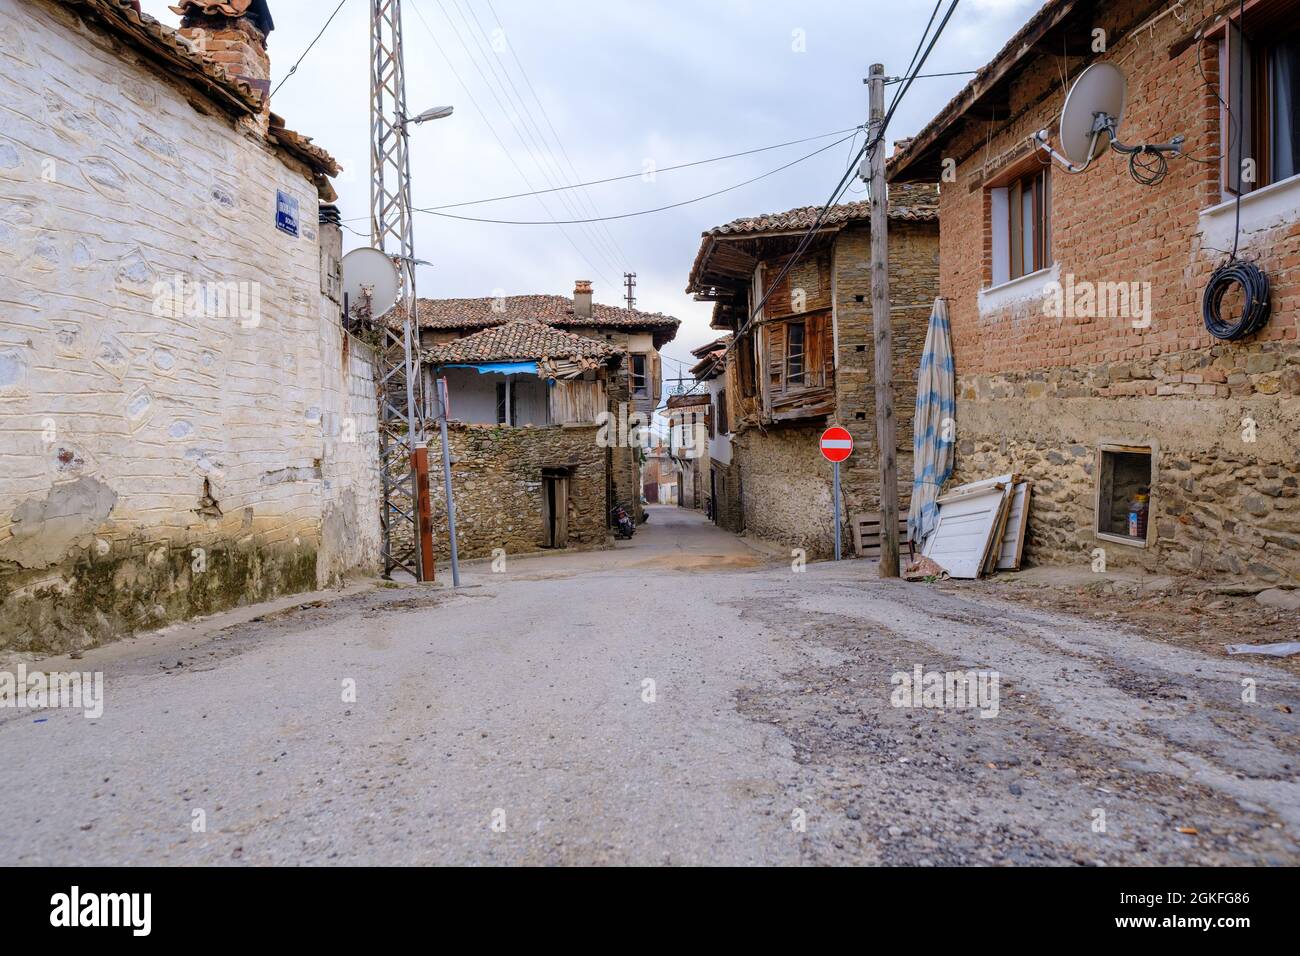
[{"xmin": 610, "ymin": 504, "xmax": 635, "ymax": 539}]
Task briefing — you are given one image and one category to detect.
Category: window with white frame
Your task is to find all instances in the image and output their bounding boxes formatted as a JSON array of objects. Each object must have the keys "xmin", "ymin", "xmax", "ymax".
[{"xmin": 988, "ymin": 166, "xmax": 1052, "ymax": 285}]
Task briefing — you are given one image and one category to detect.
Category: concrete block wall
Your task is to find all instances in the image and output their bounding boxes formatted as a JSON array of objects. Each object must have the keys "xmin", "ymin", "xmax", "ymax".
[{"xmin": 0, "ymin": 0, "xmax": 380, "ymax": 652}]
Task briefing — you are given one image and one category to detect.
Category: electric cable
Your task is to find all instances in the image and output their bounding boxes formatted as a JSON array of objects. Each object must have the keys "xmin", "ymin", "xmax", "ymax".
[{"xmin": 270, "ymin": 0, "xmax": 350, "ymax": 98}]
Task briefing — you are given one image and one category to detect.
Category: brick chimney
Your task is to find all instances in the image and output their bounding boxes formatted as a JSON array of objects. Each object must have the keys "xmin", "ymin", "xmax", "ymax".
[
  {"xmin": 173, "ymin": 1, "xmax": 274, "ymax": 129},
  {"xmin": 573, "ymin": 280, "xmax": 593, "ymax": 319}
]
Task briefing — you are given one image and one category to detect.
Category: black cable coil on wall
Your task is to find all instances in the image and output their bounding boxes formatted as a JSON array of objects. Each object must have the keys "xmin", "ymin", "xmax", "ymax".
[{"xmin": 1202, "ymin": 259, "xmax": 1270, "ymax": 341}]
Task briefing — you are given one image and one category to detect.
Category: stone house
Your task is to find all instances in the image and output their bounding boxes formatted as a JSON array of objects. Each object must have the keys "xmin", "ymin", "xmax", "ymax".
[
  {"xmin": 0, "ymin": 0, "xmax": 379, "ymax": 653},
  {"xmin": 664, "ymin": 391, "xmax": 710, "ymax": 510},
  {"xmin": 684, "ymin": 192, "xmax": 940, "ymax": 555},
  {"xmin": 888, "ymin": 0, "xmax": 1300, "ymax": 584},
  {"xmin": 422, "ymin": 321, "xmax": 624, "ymax": 559},
  {"xmin": 409, "ymin": 282, "xmax": 680, "ymax": 526},
  {"xmin": 689, "ymin": 335, "xmax": 743, "ymax": 532}
]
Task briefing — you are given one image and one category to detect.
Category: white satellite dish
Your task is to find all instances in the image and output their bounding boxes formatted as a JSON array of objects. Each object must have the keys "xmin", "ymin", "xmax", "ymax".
[
  {"xmin": 341, "ymin": 247, "xmax": 400, "ymax": 318},
  {"xmin": 1059, "ymin": 62, "xmax": 1127, "ymax": 166},
  {"xmin": 1033, "ymin": 62, "xmax": 1181, "ymax": 183}
]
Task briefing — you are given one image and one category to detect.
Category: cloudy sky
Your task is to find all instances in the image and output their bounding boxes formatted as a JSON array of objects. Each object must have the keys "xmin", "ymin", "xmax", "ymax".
[{"xmin": 141, "ymin": 0, "xmax": 1043, "ymax": 372}]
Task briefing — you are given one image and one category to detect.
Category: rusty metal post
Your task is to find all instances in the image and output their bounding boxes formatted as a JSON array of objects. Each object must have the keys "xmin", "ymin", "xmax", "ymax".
[{"xmin": 412, "ymin": 441, "xmax": 435, "ymax": 581}]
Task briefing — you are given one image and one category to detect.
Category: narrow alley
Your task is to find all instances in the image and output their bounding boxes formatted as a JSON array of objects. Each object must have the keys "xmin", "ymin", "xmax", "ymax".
[{"xmin": 3, "ymin": 507, "xmax": 1295, "ymax": 866}]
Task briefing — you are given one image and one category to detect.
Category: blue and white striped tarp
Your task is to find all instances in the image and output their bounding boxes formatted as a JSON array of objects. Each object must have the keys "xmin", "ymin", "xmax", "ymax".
[{"xmin": 908, "ymin": 298, "xmax": 955, "ymax": 547}]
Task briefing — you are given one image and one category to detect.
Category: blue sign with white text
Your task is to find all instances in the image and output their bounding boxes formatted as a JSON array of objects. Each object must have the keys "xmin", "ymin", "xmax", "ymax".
[{"xmin": 276, "ymin": 190, "xmax": 299, "ymax": 237}]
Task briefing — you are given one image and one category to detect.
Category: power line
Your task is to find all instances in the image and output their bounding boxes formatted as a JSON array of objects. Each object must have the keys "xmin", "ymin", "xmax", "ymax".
[
  {"xmin": 270, "ymin": 0, "xmax": 350, "ymax": 98},
  {"xmin": 409, "ymin": 0, "xmax": 619, "ymax": 288},
  {"xmin": 415, "ymin": 132, "xmax": 856, "ymax": 224},
  {"xmin": 480, "ymin": 0, "xmax": 632, "ymax": 272},
  {"xmin": 432, "ymin": 0, "xmax": 625, "ymax": 280},
  {"xmin": 884, "ymin": 70, "xmax": 979, "ymax": 83},
  {"xmin": 697, "ymin": 0, "xmax": 962, "ymax": 384},
  {"xmin": 340, "ymin": 126, "xmax": 862, "ymax": 221}
]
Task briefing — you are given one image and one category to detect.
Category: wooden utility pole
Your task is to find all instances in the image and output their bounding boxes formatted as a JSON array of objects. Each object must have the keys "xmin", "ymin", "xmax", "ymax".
[{"xmin": 868, "ymin": 63, "xmax": 900, "ymax": 578}]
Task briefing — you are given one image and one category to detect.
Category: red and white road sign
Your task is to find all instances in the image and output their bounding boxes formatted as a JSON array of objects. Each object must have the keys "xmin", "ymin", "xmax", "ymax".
[{"xmin": 820, "ymin": 426, "xmax": 853, "ymax": 463}]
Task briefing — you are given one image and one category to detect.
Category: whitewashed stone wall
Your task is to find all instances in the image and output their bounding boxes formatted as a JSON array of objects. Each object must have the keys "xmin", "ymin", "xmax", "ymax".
[{"xmin": 0, "ymin": 0, "xmax": 380, "ymax": 652}]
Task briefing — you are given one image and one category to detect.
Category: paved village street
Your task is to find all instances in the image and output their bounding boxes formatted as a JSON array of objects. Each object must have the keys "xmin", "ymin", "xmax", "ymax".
[{"xmin": 2, "ymin": 506, "xmax": 1296, "ymax": 867}]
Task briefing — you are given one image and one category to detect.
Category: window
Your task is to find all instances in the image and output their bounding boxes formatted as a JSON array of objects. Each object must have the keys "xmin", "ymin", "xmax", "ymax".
[
  {"xmin": 989, "ymin": 167, "xmax": 1052, "ymax": 284},
  {"xmin": 1221, "ymin": 15, "xmax": 1300, "ymax": 194},
  {"xmin": 1095, "ymin": 444, "xmax": 1154, "ymax": 547},
  {"xmin": 786, "ymin": 321, "xmax": 806, "ymax": 385},
  {"xmin": 495, "ymin": 380, "xmax": 516, "ymax": 425},
  {"xmin": 630, "ymin": 354, "xmax": 649, "ymax": 398},
  {"xmin": 715, "ymin": 387, "xmax": 728, "ymax": 434}
]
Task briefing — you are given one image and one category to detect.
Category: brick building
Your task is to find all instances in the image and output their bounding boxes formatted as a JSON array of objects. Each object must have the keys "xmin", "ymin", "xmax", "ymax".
[
  {"xmin": 889, "ymin": 0, "xmax": 1299, "ymax": 584},
  {"xmin": 684, "ymin": 190, "xmax": 940, "ymax": 555},
  {"xmin": 0, "ymin": 0, "xmax": 378, "ymax": 653}
]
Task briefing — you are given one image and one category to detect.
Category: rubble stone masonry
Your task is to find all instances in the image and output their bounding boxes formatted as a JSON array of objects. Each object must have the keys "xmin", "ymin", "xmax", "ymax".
[
  {"xmin": 0, "ymin": 0, "xmax": 380, "ymax": 652},
  {"xmin": 425, "ymin": 423, "xmax": 609, "ymax": 562},
  {"xmin": 924, "ymin": 0, "xmax": 1298, "ymax": 583}
]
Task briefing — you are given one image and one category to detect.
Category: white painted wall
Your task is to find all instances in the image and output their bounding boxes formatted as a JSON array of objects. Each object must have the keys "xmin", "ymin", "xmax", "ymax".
[
  {"xmin": 0, "ymin": 0, "xmax": 379, "ymax": 644},
  {"xmin": 440, "ymin": 367, "xmax": 549, "ymax": 425},
  {"xmin": 706, "ymin": 378, "xmax": 732, "ymax": 465}
]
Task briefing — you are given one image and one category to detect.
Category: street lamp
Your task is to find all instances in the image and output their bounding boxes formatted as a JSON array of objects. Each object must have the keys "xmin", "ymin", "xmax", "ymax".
[{"xmin": 402, "ymin": 105, "xmax": 454, "ymax": 128}]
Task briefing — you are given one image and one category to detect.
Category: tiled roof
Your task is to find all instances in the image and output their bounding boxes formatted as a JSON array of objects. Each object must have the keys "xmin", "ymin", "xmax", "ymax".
[
  {"xmin": 61, "ymin": 1, "xmax": 337, "ymax": 179},
  {"xmin": 700, "ymin": 186, "xmax": 938, "ymax": 240},
  {"xmin": 406, "ymin": 295, "xmax": 681, "ymax": 331},
  {"xmin": 63, "ymin": 0, "xmax": 262, "ymax": 114},
  {"xmin": 686, "ymin": 186, "xmax": 938, "ymax": 294},
  {"xmin": 423, "ymin": 320, "xmax": 623, "ymax": 365},
  {"xmin": 664, "ymin": 392, "xmax": 710, "ymax": 409}
]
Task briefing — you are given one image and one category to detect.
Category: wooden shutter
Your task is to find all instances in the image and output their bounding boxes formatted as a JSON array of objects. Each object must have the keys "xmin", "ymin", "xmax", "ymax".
[{"xmin": 767, "ymin": 321, "xmax": 787, "ymax": 397}]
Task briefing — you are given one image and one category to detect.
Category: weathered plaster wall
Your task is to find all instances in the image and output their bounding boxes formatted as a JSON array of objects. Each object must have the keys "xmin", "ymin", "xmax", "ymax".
[
  {"xmin": 424, "ymin": 423, "xmax": 609, "ymax": 562},
  {"xmin": 732, "ymin": 424, "xmax": 834, "ymax": 555},
  {"xmin": 0, "ymin": 0, "xmax": 379, "ymax": 652},
  {"xmin": 923, "ymin": 0, "xmax": 1299, "ymax": 582}
]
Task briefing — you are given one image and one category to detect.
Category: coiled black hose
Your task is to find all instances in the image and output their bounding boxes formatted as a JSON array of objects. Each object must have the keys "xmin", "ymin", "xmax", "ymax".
[{"xmin": 1202, "ymin": 260, "xmax": 1270, "ymax": 340}]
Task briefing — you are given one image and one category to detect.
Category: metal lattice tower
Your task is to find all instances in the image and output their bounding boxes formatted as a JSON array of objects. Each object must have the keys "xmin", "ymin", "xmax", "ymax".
[{"xmin": 370, "ymin": 0, "xmax": 424, "ymax": 579}]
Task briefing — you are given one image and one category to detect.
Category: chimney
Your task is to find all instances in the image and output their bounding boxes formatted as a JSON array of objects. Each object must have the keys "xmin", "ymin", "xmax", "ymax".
[
  {"xmin": 892, "ymin": 137, "xmax": 914, "ymax": 158},
  {"xmin": 173, "ymin": 1, "xmax": 274, "ymax": 128},
  {"xmin": 573, "ymin": 279, "xmax": 593, "ymax": 319}
]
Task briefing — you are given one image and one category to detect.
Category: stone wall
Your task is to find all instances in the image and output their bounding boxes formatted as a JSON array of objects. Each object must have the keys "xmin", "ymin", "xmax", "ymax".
[
  {"xmin": 732, "ymin": 424, "xmax": 834, "ymax": 554},
  {"xmin": 833, "ymin": 219, "xmax": 940, "ymax": 525},
  {"xmin": 0, "ymin": 0, "xmax": 379, "ymax": 653},
  {"xmin": 709, "ymin": 457, "xmax": 744, "ymax": 533},
  {"xmin": 424, "ymin": 422, "xmax": 609, "ymax": 562},
  {"xmin": 912, "ymin": 0, "xmax": 1299, "ymax": 584}
]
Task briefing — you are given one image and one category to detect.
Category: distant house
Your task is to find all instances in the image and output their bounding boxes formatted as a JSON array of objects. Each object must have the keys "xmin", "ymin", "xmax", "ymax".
[
  {"xmin": 664, "ymin": 391, "xmax": 711, "ymax": 510},
  {"xmin": 688, "ymin": 336, "xmax": 741, "ymax": 531},
  {"xmin": 685, "ymin": 191, "xmax": 940, "ymax": 554},
  {"xmin": 888, "ymin": 0, "xmax": 1300, "ymax": 584},
  {"xmin": 410, "ymin": 282, "xmax": 680, "ymax": 554}
]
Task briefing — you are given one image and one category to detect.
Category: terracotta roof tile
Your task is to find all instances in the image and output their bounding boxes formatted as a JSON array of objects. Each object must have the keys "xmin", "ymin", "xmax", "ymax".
[
  {"xmin": 423, "ymin": 320, "xmax": 622, "ymax": 365},
  {"xmin": 407, "ymin": 295, "xmax": 681, "ymax": 332}
]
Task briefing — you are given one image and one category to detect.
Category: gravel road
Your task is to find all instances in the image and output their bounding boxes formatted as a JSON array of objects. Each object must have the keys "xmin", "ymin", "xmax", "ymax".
[{"xmin": 2, "ymin": 506, "xmax": 1296, "ymax": 865}]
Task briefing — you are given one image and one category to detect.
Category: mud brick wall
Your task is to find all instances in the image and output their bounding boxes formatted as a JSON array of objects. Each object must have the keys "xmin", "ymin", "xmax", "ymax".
[
  {"xmin": 425, "ymin": 423, "xmax": 609, "ymax": 562},
  {"xmin": 710, "ymin": 457, "xmax": 744, "ymax": 534},
  {"xmin": 913, "ymin": 0, "xmax": 1299, "ymax": 583},
  {"xmin": 732, "ymin": 425, "xmax": 834, "ymax": 555},
  {"xmin": 0, "ymin": 0, "xmax": 380, "ymax": 654}
]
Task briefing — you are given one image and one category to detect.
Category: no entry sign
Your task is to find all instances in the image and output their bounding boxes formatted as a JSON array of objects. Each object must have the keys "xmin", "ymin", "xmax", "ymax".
[{"xmin": 820, "ymin": 426, "xmax": 853, "ymax": 463}]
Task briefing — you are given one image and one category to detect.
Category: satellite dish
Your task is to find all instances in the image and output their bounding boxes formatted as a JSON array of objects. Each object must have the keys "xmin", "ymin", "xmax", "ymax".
[
  {"xmin": 1059, "ymin": 63, "xmax": 1127, "ymax": 166},
  {"xmin": 1032, "ymin": 62, "xmax": 1182, "ymax": 183},
  {"xmin": 341, "ymin": 247, "xmax": 400, "ymax": 318}
]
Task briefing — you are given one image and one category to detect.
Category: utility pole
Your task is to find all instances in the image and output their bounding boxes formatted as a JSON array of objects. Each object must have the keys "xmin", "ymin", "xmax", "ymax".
[
  {"xmin": 371, "ymin": 0, "xmax": 432, "ymax": 581},
  {"xmin": 868, "ymin": 62, "xmax": 900, "ymax": 578},
  {"xmin": 623, "ymin": 272, "xmax": 637, "ymax": 310}
]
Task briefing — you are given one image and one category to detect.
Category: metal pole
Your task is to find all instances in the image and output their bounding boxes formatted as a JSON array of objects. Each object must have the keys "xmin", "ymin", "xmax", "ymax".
[
  {"xmin": 437, "ymin": 376, "xmax": 461, "ymax": 587},
  {"xmin": 868, "ymin": 62, "xmax": 900, "ymax": 578},
  {"xmin": 833, "ymin": 459, "xmax": 841, "ymax": 561}
]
